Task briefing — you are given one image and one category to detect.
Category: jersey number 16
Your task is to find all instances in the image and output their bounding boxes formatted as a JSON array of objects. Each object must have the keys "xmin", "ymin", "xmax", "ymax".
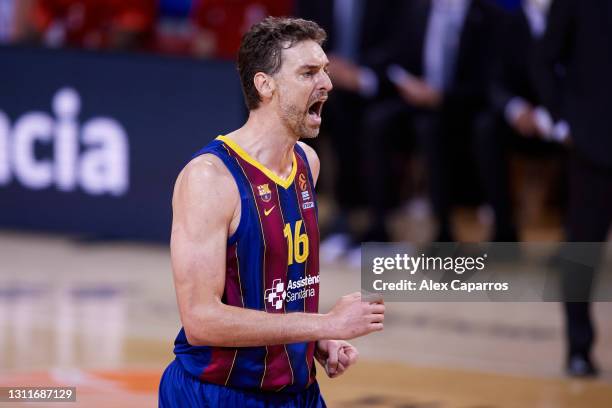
[{"xmin": 283, "ymin": 220, "xmax": 309, "ymax": 265}]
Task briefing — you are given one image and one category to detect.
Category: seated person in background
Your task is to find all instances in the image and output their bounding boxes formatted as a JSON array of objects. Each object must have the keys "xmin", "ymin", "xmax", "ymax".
[
  {"xmin": 191, "ymin": 0, "xmax": 293, "ymax": 60},
  {"xmin": 0, "ymin": 0, "xmax": 36, "ymax": 44},
  {"xmin": 30, "ymin": 0, "xmax": 156, "ymax": 51},
  {"xmin": 154, "ymin": 0, "xmax": 199, "ymax": 56},
  {"xmin": 359, "ymin": 0, "xmax": 504, "ymax": 243},
  {"xmin": 490, "ymin": 0, "xmax": 554, "ymax": 140},
  {"xmin": 477, "ymin": 0, "xmax": 558, "ymax": 243}
]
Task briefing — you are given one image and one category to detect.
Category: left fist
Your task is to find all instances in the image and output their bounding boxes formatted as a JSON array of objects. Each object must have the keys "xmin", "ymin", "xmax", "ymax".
[{"xmin": 315, "ymin": 339, "xmax": 359, "ymax": 378}]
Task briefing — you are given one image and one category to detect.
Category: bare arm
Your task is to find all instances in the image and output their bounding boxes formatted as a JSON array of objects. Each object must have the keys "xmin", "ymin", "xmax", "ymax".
[{"xmin": 171, "ymin": 154, "xmax": 383, "ymax": 348}]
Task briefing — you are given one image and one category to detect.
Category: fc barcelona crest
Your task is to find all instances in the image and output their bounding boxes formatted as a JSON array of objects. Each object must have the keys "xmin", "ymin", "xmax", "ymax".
[{"xmin": 257, "ymin": 183, "xmax": 272, "ymax": 202}]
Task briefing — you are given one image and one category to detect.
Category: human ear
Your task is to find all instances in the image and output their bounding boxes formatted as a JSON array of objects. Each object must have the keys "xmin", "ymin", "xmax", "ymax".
[{"xmin": 254, "ymin": 72, "xmax": 276, "ymax": 101}]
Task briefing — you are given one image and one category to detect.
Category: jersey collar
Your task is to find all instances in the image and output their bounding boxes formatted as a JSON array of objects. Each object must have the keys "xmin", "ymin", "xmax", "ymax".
[{"xmin": 217, "ymin": 135, "xmax": 297, "ymax": 189}]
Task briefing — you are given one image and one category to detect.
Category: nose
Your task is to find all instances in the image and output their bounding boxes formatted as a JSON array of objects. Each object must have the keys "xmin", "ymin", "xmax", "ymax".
[{"xmin": 319, "ymin": 70, "xmax": 333, "ymax": 93}]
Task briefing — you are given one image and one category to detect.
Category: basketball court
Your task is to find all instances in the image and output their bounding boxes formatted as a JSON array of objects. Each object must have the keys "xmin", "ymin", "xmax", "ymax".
[{"xmin": 1, "ymin": 227, "xmax": 611, "ymax": 407}]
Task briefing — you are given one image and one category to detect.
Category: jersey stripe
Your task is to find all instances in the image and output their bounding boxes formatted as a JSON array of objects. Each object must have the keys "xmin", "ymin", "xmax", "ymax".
[
  {"xmin": 293, "ymin": 152, "xmax": 320, "ymax": 385},
  {"xmin": 200, "ymin": 244, "xmax": 242, "ymax": 384},
  {"xmin": 274, "ymin": 184, "xmax": 296, "ymax": 390},
  {"xmin": 226, "ymin": 146, "xmax": 268, "ymax": 388},
  {"xmin": 224, "ymin": 244, "xmax": 242, "ymax": 385},
  {"xmin": 225, "ymin": 242, "xmax": 245, "ymax": 307},
  {"xmin": 235, "ymin": 155, "xmax": 294, "ymax": 390},
  {"xmin": 277, "ymin": 171, "xmax": 309, "ymax": 391}
]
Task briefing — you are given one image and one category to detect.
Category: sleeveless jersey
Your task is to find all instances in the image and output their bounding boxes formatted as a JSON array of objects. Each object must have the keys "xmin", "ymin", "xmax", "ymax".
[{"xmin": 173, "ymin": 135, "xmax": 320, "ymax": 393}]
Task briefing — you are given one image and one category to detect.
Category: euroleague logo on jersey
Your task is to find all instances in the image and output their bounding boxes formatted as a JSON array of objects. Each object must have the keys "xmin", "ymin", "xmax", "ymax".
[
  {"xmin": 264, "ymin": 275, "xmax": 320, "ymax": 310},
  {"xmin": 298, "ymin": 173, "xmax": 308, "ymax": 191},
  {"xmin": 298, "ymin": 173, "xmax": 315, "ymax": 210}
]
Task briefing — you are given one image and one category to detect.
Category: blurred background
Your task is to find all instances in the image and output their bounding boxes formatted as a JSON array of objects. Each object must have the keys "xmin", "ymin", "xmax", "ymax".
[{"xmin": 1, "ymin": 0, "xmax": 611, "ymax": 406}]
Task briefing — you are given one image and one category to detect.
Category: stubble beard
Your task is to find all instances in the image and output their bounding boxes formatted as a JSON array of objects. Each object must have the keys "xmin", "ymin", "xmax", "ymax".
[{"xmin": 279, "ymin": 98, "xmax": 319, "ymax": 140}]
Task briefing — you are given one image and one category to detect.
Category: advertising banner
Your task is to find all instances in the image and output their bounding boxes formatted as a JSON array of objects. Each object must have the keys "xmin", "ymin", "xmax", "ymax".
[{"xmin": 0, "ymin": 46, "xmax": 245, "ymax": 240}]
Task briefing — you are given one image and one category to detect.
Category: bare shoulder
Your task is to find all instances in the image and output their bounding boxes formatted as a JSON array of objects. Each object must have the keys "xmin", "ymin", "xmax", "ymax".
[
  {"xmin": 173, "ymin": 153, "xmax": 238, "ymax": 221},
  {"xmin": 296, "ymin": 141, "xmax": 320, "ymax": 184},
  {"xmin": 175, "ymin": 154, "xmax": 231, "ymax": 194},
  {"xmin": 296, "ymin": 141, "xmax": 319, "ymax": 164}
]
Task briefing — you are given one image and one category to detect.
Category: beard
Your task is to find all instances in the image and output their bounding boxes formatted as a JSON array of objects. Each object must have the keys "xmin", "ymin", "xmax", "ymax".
[
  {"xmin": 278, "ymin": 92, "xmax": 325, "ymax": 139},
  {"xmin": 280, "ymin": 103, "xmax": 318, "ymax": 139}
]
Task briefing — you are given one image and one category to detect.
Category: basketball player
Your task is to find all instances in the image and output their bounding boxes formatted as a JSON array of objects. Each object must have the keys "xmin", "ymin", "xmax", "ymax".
[{"xmin": 158, "ymin": 17, "xmax": 385, "ymax": 407}]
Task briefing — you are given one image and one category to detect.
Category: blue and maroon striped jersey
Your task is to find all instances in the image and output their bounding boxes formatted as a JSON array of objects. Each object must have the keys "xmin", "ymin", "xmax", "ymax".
[{"xmin": 173, "ymin": 135, "xmax": 320, "ymax": 392}]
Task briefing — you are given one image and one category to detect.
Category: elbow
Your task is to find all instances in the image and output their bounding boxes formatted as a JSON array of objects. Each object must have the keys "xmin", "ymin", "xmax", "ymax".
[
  {"xmin": 184, "ymin": 325, "xmax": 208, "ymax": 346},
  {"xmin": 182, "ymin": 306, "xmax": 225, "ymax": 346},
  {"xmin": 184, "ymin": 321, "xmax": 219, "ymax": 347}
]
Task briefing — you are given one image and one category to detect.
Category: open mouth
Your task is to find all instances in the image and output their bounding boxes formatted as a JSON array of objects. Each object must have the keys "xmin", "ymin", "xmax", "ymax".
[{"xmin": 307, "ymin": 100, "xmax": 325, "ymax": 122}]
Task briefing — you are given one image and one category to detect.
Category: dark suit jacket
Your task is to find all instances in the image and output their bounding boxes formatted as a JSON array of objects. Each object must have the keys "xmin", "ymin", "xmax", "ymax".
[
  {"xmin": 534, "ymin": 0, "xmax": 612, "ymax": 167},
  {"xmin": 294, "ymin": 0, "xmax": 402, "ymax": 67},
  {"xmin": 381, "ymin": 0, "xmax": 502, "ymax": 114},
  {"xmin": 489, "ymin": 7, "xmax": 540, "ymax": 115}
]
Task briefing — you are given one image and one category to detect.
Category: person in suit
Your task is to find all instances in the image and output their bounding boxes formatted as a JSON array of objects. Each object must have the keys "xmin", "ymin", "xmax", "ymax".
[
  {"xmin": 295, "ymin": 0, "xmax": 402, "ymax": 262},
  {"xmin": 534, "ymin": 0, "xmax": 612, "ymax": 377},
  {"xmin": 489, "ymin": 0, "xmax": 547, "ymax": 138},
  {"xmin": 359, "ymin": 0, "xmax": 504, "ymax": 243},
  {"xmin": 479, "ymin": 0, "xmax": 559, "ymax": 245}
]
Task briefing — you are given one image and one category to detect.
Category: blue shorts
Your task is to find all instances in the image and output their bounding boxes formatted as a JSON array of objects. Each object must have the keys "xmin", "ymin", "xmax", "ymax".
[{"xmin": 159, "ymin": 359, "xmax": 327, "ymax": 408}]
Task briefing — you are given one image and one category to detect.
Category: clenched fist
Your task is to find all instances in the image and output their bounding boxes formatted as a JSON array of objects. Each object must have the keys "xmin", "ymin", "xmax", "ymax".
[{"xmin": 325, "ymin": 292, "xmax": 385, "ymax": 340}]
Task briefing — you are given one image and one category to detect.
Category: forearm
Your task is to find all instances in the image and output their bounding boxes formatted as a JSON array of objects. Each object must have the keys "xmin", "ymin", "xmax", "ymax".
[{"xmin": 184, "ymin": 302, "xmax": 333, "ymax": 347}]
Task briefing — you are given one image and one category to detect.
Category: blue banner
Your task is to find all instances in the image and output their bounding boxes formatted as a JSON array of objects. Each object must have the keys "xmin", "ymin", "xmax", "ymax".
[{"xmin": 0, "ymin": 46, "xmax": 245, "ymax": 241}]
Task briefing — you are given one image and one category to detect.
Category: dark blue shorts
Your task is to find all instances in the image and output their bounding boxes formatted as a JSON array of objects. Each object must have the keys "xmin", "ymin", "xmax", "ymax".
[{"xmin": 159, "ymin": 359, "xmax": 327, "ymax": 408}]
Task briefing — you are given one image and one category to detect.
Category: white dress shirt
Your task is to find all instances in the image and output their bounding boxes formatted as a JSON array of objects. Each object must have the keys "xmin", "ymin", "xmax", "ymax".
[{"xmin": 424, "ymin": 0, "xmax": 472, "ymax": 91}]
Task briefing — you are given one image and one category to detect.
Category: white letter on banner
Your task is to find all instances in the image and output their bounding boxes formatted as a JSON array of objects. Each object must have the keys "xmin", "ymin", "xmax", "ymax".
[
  {"xmin": 13, "ymin": 112, "xmax": 54, "ymax": 189},
  {"xmin": 53, "ymin": 88, "xmax": 80, "ymax": 191},
  {"xmin": 80, "ymin": 118, "xmax": 129, "ymax": 196}
]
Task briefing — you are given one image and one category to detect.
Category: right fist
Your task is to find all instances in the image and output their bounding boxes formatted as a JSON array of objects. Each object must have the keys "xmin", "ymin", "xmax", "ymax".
[{"xmin": 326, "ymin": 292, "xmax": 385, "ymax": 340}]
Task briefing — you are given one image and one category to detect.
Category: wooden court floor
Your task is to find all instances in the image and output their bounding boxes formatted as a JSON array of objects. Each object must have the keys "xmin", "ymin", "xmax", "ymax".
[
  {"xmin": 2, "ymin": 362, "xmax": 612, "ymax": 407},
  {"xmin": 1, "ymin": 231, "xmax": 611, "ymax": 407}
]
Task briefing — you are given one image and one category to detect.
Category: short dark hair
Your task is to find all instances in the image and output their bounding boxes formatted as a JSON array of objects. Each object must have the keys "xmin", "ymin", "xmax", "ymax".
[{"xmin": 237, "ymin": 17, "xmax": 327, "ymax": 110}]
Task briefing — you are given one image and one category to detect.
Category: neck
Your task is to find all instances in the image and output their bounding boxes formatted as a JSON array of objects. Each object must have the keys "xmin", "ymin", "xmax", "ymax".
[{"xmin": 225, "ymin": 108, "xmax": 297, "ymax": 178}]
